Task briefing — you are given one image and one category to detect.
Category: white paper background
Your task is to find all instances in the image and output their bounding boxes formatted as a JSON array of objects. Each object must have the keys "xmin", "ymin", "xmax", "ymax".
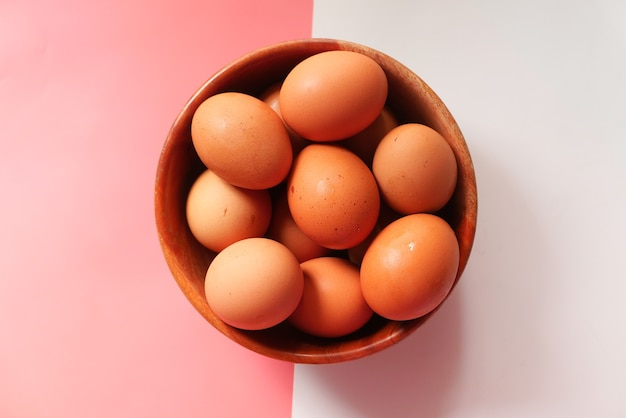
[{"xmin": 294, "ymin": 1, "xmax": 626, "ymax": 416}]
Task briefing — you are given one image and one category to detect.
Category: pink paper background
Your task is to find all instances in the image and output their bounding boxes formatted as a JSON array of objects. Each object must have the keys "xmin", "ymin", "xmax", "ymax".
[{"xmin": 0, "ymin": 1, "xmax": 312, "ymax": 417}]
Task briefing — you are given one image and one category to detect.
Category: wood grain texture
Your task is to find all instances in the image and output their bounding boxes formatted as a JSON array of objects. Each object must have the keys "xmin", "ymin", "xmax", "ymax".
[{"xmin": 154, "ymin": 38, "xmax": 478, "ymax": 364}]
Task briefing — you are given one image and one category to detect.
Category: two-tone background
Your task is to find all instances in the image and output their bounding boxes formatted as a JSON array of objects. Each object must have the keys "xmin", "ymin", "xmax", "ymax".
[{"xmin": 2, "ymin": 1, "xmax": 625, "ymax": 416}]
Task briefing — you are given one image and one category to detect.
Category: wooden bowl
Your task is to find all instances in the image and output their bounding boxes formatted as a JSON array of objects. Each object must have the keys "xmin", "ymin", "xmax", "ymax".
[{"xmin": 154, "ymin": 38, "xmax": 477, "ymax": 364}]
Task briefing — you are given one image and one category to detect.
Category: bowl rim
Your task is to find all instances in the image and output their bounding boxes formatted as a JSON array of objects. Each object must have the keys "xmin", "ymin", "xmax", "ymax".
[{"xmin": 155, "ymin": 37, "xmax": 478, "ymax": 364}]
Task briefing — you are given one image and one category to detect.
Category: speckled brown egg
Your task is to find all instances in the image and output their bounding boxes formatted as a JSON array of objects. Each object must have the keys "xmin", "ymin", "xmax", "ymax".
[
  {"xmin": 191, "ymin": 92, "xmax": 293, "ymax": 190},
  {"xmin": 287, "ymin": 144, "xmax": 380, "ymax": 250}
]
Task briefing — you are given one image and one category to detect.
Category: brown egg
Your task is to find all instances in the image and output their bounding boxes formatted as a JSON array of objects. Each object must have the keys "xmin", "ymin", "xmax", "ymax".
[
  {"xmin": 360, "ymin": 213, "xmax": 460, "ymax": 321},
  {"xmin": 287, "ymin": 144, "xmax": 380, "ymax": 250},
  {"xmin": 259, "ymin": 82, "xmax": 309, "ymax": 157},
  {"xmin": 190, "ymin": 92, "xmax": 292, "ymax": 190},
  {"xmin": 279, "ymin": 50, "xmax": 388, "ymax": 142},
  {"xmin": 347, "ymin": 201, "xmax": 401, "ymax": 265},
  {"xmin": 185, "ymin": 170, "xmax": 272, "ymax": 252},
  {"xmin": 372, "ymin": 123, "xmax": 458, "ymax": 214},
  {"xmin": 288, "ymin": 257, "xmax": 373, "ymax": 338},
  {"xmin": 266, "ymin": 191, "xmax": 330, "ymax": 263},
  {"xmin": 204, "ymin": 237, "xmax": 304, "ymax": 331},
  {"xmin": 339, "ymin": 107, "xmax": 399, "ymax": 167}
]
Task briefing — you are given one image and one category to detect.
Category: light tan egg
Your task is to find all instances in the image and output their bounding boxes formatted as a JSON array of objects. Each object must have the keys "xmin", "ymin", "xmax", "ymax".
[
  {"xmin": 185, "ymin": 170, "xmax": 272, "ymax": 253},
  {"xmin": 204, "ymin": 237, "xmax": 304, "ymax": 331}
]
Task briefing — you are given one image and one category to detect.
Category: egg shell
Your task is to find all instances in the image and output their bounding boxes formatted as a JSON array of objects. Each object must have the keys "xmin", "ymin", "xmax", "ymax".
[
  {"xmin": 288, "ymin": 257, "xmax": 373, "ymax": 338},
  {"xmin": 347, "ymin": 201, "xmax": 402, "ymax": 265},
  {"xmin": 372, "ymin": 123, "xmax": 458, "ymax": 214},
  {"xmin": 190, "ymin": 92, "xmax": 293, "ymax": 190},
  {"xmin": 266, "ymin": 191, "xmax": 331, "ymax": 263},
  {"xmin": 204, "ymin": 237, "xmax": 304, "ymax": 331},
  {"xmin": 287, "ymin": 144, "xmax": 380, "ymax": 250},
  {"xmin": 186, "ymin": 170, "xmax": 272, "ymax": 253},
  {"xmin": 259, "ymin": 83, "xmax": 310, "ymax": 157},
  {"xmin": 360, "ymin": 213, "xmax": 460, "ymax": 321},
  {"xmin": 339, "ymin": 107, "xmax": 399, "ymax": 167},
  {"xmin": 279, "ymin": 50, "xmax": 388, "ymax": 142}
]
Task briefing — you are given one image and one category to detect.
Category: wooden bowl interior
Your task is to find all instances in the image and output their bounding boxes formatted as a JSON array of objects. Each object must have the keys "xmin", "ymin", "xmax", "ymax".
[{"xmin": 154, "ymin": 38, "xmax": 477, "ymax": 364}]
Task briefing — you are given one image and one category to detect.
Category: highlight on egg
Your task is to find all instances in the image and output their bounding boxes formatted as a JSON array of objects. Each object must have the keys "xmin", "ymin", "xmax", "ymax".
[{"xmin": 360, "ymin": 213, "xmax": 460, "ymax": 321}]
